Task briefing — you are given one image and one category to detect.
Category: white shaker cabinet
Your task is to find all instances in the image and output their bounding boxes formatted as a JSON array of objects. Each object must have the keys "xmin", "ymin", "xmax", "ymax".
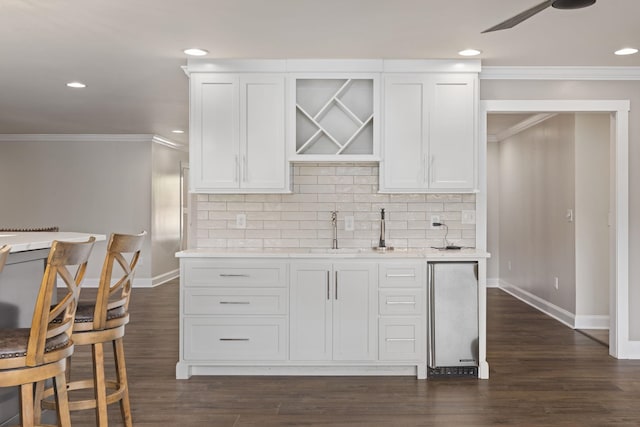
[
  {"xmin": 380, "ymin": 73, "xmax": 477, "ymax": 192},
  {"xmin": 289, "ymin": 262, "xmax": 377, "ymax": 362},
  {"xmin": 189, "ymin": 73, "xmax": 289, "ymax": 193}
]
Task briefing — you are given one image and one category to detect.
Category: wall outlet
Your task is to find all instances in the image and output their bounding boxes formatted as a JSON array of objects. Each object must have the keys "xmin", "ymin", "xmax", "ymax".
[
  {"xmin": 430, "ymin": 215, "xmax": 441, "ymax": 229},
  {"xmin": 461, "ymin": 210, "xmax": 476, "ymax": 225},
  {"xmin": 236, "ymin": 213, "xmax": 246, "ymax": 229},
  {"xmin": 554, "ymin": 277, "xmax": 559, "ymax": 290},
  {"xmin": 345, "ymin": 215, "xmax": 355, "ymax": 231}
]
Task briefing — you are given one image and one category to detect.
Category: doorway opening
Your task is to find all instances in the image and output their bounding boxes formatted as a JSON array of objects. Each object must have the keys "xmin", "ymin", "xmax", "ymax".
[{"xmin": 478, "ymin": 100, "xmax": 630, "ymax": 359}]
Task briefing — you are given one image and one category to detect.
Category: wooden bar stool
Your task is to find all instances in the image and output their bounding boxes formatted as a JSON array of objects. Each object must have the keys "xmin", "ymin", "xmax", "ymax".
[
  {"xmin": 0, "ymin": 238, "xmax": 95, "ymax": 427},
  {"xmin": 42, "ymin": 231, "xmax": 145, "ymax": 426}
]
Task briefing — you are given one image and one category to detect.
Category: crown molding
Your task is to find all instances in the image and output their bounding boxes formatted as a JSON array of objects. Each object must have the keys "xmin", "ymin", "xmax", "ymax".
[
  {"xmin": 480, "ymin": 66, "xmax": 640, "ymax": 80},
  {"xmin": 0, "ymin": 134, "xmax": 186, "ymax": 150},
  {"xmin": 491, "ymin": 113, "xmax": 558, "ymax": 143}
]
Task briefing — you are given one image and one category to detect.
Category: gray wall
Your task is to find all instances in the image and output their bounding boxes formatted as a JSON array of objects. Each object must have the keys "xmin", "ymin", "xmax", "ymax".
[
  {"xmin": 497, "ymin": 114, "xmax": 577, "ymax": 313},
  {"xmin": 0, "ymin": 136, "xmax": 184, "ymax": 285},
  {"xmin": 481, "ymin": 79, "xmax": 639, "ymax": 339},
  {"xmin": 575, "ymin": 113, "xmax": 610, "ymax": 317},
  {"xmin": 151, "ymin": 143, "xmax": 188, "ymax": 278}
]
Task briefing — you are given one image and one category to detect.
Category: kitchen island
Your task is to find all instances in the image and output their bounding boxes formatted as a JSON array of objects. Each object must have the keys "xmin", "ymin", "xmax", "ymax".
[
  {"xmin": 175, "ymin": 248, "xmax": 490, "ymax": 381},
  {"xmin": 0, "ymin": 232, "xmax": 105, "ymax": 426}
]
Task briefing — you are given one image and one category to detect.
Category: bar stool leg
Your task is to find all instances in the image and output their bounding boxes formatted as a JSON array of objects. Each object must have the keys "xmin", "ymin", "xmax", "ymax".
[
  {"xmin": 20, "ymin": 383, "xmax": 34, "ymax": 426},
  {"xmin": 54, "ymin": 372, "xmax": 72, "ymax": 427},
  {"xmin": 92, "ymin": 342, "xmax": 109, "ymax": 426},
  {"xmin": 34, "ymin": 380, "xmax": 45, "ymax": 424},
  {"xmin": 114, "ymin": 337, "xmax": 133, "ymax": 427}
]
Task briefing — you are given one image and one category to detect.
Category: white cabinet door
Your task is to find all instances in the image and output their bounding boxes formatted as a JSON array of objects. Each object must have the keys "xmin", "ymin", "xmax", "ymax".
[
  {"xmin": 428, "ymin": 74, "xmax": 476, "ymax": 190},
  {"xmin": 290, "ymin": 263, "xmax": 332, "ymax": 361},
  {"xmin": 290, "ymin": 262, "xmax": 377, "ymax": 362},
  {"xmin": 380, "ymin": 73, "xmax": 477, "ymax": 192},
  {"xmin": 381, "ymin": 75, "xmax": 427, "ymax": 191},
  {"xmin": 240, "ymin": 75, "xmax": 286, "ymax": 189},
  {"xmin": 190, "ymin": 73, "xmax": 288, "ymax": 193},
  {"xmin": 332, "ymin": 263, "xmax": 377, "ymax": 361},
  {"xmin": 191, "ymin": 74, "xmax": 240, "ymax": 190}
]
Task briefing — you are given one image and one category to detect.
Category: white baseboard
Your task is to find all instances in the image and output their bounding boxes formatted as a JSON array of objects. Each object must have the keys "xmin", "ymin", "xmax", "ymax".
[
  {"xmin": 621, "ymin": 340, "xmax": 640, "ymax": 359},
  {"xmin": 498, "ymin": 279, "xmax": 575, "ymax": 328},
  {"xmin": 486, "ymin": 278, "xmax": 500, "ymax": 288},
  {"xmin": 574, "ymin": 315, "xmax": 609, "ymax": 330},
  {"xmin": 62, "ymin": 269, "xmax": 179, "ymax": 289}
]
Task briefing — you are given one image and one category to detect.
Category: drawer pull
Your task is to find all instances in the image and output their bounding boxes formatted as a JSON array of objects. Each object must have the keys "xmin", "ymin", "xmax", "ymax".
[
  {"xmin": 386, "ymin": 273, "xmax": 416, "ymax": 278},
  {"xmin": 219, "ymin": 338, "xmax": 250, "ymax": 341},
  {"xmin": 219, "ymin": 274, "xmax": 250, "ymax": 277},
  {"xmin": 219, "ymin": 301, "xmax": 250, "ymax": 305},
  {"xmin": 386, "ymin": 338, "xmax": 416, "ymax": 342},
  {"xmin": 386, "ymin": 301, "xmax": 416, "ymax": 305}
]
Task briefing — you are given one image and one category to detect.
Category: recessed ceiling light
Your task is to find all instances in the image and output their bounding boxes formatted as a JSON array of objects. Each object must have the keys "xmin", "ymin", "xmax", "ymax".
[
  {"xmin": 183, "ymin": 48, "xmax": 208, "ymax": 56},
  {"xmin": 614, "ymin": 47, "xmax": 638, "ymax": 56},
  {"xmin": 458, "ymin": 49, "xmax": 482, "ymax": 57},
  {"xmin": 66, "ymin": 81, "xmax": 86, "ymax": 88},
  {"xmin": 172, "ymin": 129, "xmax": 185, "ymax": 134}
]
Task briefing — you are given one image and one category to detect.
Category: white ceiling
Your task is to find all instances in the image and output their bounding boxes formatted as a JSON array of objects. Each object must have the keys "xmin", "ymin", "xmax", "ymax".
[{"xmin": 1, "ymin": 0, "xmax": 638, "ymax": 146}]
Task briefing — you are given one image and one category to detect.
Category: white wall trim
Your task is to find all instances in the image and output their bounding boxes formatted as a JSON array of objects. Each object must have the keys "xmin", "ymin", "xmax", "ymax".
[
  {"xmin": 498, "ymin": 280, "xmax": 575, "ymax": 328},
  {"xmin": 481, "ymin": 66, "xmax": 640, "ymax": 81},
  {"xmin": 152, "ymin": 269, "xmax": 179, "ymax": 287},
  {"xmin": 486, "ymin": 278, "xmax": 500, "ymax": 288},
  {"xmin": 574, "ymin": 315, "xmax": 610, "ymax": 330},
  {"xmin": 0, "ymin": 134, "xmax": 186, "ymax": 150},
  {"xmin": 478, "ymin": 99, "xmax": 631, "ymax": 359},
  {"xmin": 493, "ymin": 113, "xmax": 557, "ymax": 142},
  {"xmin": 61, "ymin": 269, "xmax": 178, "ymax": 289},
  {"xmin": 622, "ymin": 341, "xmax": 640, "ymax": 359}
]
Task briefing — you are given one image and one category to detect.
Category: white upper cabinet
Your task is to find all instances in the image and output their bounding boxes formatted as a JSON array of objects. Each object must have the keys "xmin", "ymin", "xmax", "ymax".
[
  {"xmin": 288, "ymin": 73, "xmax": 380, "ymax": 162},
  {"xmin": 380, "ymin": 73, "xmax": 477, "ymax": 193},
  {"xmin": 189, "ymin": 73, "xmax": 289, "ymax": 193}
]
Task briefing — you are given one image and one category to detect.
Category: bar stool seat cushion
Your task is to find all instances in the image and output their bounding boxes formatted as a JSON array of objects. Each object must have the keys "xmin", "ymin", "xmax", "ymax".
[
  {"xmin": 74, "ymin": 302, "xmax": 127, "ymax": 324},
  {"xmin": 0, "ymin": 329, "xmax": 69, "ymax": 360}
]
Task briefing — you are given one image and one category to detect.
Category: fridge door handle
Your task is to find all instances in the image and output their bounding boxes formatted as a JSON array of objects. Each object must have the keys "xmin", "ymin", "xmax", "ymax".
[{"xmin": 427, "ymin": 263, "xmax": 436, "ymax": 368}]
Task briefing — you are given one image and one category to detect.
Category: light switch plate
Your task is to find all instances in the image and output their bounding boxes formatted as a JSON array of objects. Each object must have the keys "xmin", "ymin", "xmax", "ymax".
[{"xmin": 461, "ymin": 210, "xmax": 476, "ymax": 225}]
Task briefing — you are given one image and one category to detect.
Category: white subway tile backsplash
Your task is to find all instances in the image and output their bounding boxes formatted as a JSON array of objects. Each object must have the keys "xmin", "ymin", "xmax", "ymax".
[{"xmin": 194, "ymin": 163, "xmax": 476, "ymax": 249}]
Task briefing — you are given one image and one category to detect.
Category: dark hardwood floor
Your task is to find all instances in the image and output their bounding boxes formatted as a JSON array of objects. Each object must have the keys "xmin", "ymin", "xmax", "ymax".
[{"xmin": 65, "ymin": 282, "xmax": 640, "ymax": 426}]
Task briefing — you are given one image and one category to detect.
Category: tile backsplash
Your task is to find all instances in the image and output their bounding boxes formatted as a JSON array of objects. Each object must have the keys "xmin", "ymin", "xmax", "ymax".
[{"xmin": 195, "ymin": 163, "xmax": 476, "ymax": 249}]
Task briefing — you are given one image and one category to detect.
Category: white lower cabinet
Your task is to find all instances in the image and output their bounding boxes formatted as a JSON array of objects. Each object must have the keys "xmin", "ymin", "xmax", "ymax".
[
  {"xmin": 178, "ymin": 257, "xmax": 427, "ymax": 379},
  {"xmin": 179, "ymin": 260, "xmax": 288, "ymax": 370},
  {"xmin": 378, "ymin": 262, "xmax": 426, "ymax": 364},
  {"xmin": 289, "ymin": 262, "xmax": 377, "ymax": 361}
]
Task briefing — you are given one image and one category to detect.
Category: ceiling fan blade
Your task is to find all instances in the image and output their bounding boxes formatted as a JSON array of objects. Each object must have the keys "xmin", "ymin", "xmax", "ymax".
[{"xmin": 482, "ymin": 0, "xmax": 554, "ymax": 33}]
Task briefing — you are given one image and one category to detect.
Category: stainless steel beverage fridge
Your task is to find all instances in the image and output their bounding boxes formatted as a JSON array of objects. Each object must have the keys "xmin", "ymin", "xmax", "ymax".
[{"xmin": 427, "ymin": 262, "xmax": 478, "ymax": 376}]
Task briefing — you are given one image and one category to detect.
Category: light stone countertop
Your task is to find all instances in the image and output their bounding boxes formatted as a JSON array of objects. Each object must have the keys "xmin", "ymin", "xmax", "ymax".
[
  {"xmin": 176, "ymin": 247, "xmax": 490, "ymax": 260},
  {"xmin": 0, "ymin": 232, "xmax": 107, "ymax": 253}
]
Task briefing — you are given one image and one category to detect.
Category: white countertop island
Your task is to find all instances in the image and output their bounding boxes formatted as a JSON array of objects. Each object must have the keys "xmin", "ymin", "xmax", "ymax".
[{"xmin": 0, "ymin": 231, "xmax": 106, "ymax": 253}]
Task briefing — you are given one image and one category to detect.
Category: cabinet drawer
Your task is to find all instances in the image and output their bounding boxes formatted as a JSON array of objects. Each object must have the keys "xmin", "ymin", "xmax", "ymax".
[
  {"xmin": 184, "ymin": 260, "xmax": 287, "ymax": 287},
  {"xmin": 184, "ymin": 288, "xmax": 287, "ymax": 315},
  {"xmin": 379, "ymin": 289, "xmax": 423, "ymax": 315},
  {"xmin": 379, "ymin": 263, "xmax": 424, "ymax": 288},
  {"xmin": 184, "ymin": 317, "xmax": 287, "ymax": 361},
  {"xmin": 379, "ymin": 317, "xmax": 424, "ymax": 361}
]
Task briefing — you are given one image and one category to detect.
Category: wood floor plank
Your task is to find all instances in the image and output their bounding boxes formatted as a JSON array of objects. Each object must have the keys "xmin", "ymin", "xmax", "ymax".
[{"xmin": 60, "ymin": 283, "xmax": 640, "ymax": 426}]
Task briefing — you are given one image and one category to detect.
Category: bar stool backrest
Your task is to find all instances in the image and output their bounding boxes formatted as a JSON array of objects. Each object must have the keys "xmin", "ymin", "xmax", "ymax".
[
  {"xmin": 27, "ymin": 237, "xmax": 95, "ymax": 366},
  {"xmin": 0, "ymin": 245, "xmax": 9, "ymax": 273},
  {"xmin": 94, "ymin": 231, "xmax": 146, "ymax": 330}
]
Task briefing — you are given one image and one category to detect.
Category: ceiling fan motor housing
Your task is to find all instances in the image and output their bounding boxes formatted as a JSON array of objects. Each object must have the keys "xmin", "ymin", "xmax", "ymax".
[{"xmin": 552, "ymin": 0, "xmax": 596, "ymax": 9}]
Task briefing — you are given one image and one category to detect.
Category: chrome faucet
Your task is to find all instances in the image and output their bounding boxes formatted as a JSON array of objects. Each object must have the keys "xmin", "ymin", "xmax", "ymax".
[{"xmin": 331, "ymin": 211, "xmax": 338, "ymax": 249}]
